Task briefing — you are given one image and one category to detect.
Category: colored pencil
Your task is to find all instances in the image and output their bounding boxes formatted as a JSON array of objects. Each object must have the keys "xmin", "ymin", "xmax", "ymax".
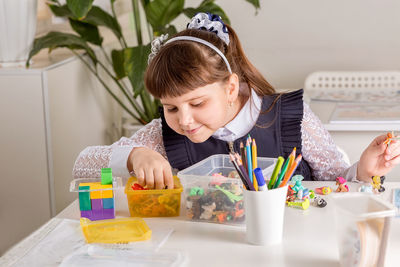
[
  {"xmin": 252, "ymin": 138, "xmax": 258, "ymax": 191},
  {"xmin": 268, "ymin": 156, "xmax": 284, "ymax": 190},
  {"xmin": 234, "ymin": 153, "xmax": 255, "ymax": 191},
  {"xmin": 279, "ymin": 154, "xmax": 302, "ymax": 188},
  {"xmin": 229, "ymin": 153, "xmax": 253, "ymax": 190},
  {"xmin": 246, "ymin": 138, "xmax": 253, "ymax": 183},
  {"xmin": 288, "ymin": 147, "xmax": 296, "ymax": 171},
  {"xmin": 240, "ymin": 141, "xmax": 248, "ymax": 173},
  {"xmin": 273, "ymin": 155, "xmax": 291, "ymax": 188}
]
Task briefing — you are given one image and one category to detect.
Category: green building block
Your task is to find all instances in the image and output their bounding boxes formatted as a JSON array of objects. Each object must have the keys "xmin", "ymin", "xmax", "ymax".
[
  {"xmin": 79, "ymin": 186, "xmax": 91, "ymax": 211},
  {"xmin": 101, "ymin": 168, "xmax": 112, "ymax": 185}
]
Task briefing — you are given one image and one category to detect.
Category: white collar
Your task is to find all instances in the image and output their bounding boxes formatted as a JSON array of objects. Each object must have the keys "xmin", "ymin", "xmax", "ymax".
[{"xmin": 212, "ymin": 89, "xmax": 262, "ymax": 142}]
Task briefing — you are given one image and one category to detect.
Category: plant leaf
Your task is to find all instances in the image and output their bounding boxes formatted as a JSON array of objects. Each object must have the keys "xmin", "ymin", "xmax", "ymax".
[
  {"xmin": 145, "ymin": 0, "xmax": 184, "ymax": 31},
  {"xmin": 66, "ymin": 0, "xmax": 93, "ymax": 19},
  {"xmin": 48, "ymin": 4, "xmax": 122, "ymax": 40},
  {"xmin": 156, "ymin": 25, "xmax": 177, "ymax": 37},
  {"xmin": 69, "ymin": 18, "xmax": 103, "ymax": 45},
  {"xmin": 183, "ymin": 0, "xmax": 230, "ymax": 25},
  {"xmin": 26, "ymin": 32, "xmax": 97, "ymax": 67},
  {"xmin": 111, "ymin": 49, "xmax": 126, "ymax": 79},
  {"xmin": 123, "ymin": 45, "xmax": 151, "ymax": 96},
  {"xmin": 245, "ymin": 0, "xmax": 260, "ymax": 10},
  {"xmin": 48, "ymin": 4, "xmax": 71, "ymax": 17},
  {"xmin": 84, "ymin": 6, "xmax": 122, "ymax": 40}
]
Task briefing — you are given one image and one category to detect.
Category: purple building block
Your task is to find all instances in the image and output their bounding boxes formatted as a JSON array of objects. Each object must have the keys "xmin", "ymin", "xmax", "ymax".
[
  {"xmin": 102, "ymin": 208, "xmax": 115, "ymax": 219},
  {"xmin": 81, "ymin": 210, "xmax": 94, "ymax": 220},
  {"xmin": 91, "ymin": 199, "xmax": 103, "ymax": 211}
]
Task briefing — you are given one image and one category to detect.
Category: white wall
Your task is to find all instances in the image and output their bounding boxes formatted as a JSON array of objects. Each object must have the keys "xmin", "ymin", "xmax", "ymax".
[{"xmin": 185, "ymin": 0, "xmax": 400, "ymax": 89}]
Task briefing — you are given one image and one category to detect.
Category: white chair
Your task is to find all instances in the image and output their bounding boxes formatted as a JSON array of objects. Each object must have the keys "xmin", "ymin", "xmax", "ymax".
[{"xmin": 304, "ymin": 71, "xmax": 400, "ymax": 91}]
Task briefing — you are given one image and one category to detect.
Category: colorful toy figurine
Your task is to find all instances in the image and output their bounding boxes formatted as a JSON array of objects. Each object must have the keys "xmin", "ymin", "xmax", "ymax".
[
  {"xmin": 371, "ymin": 175, "xmax": 385, "ymax": 193},
  {"xmin": 383, "ymin": 131, "xmax": 400, "ymax": 148},
  {"xmin": 335, "ymin": 177, "xmax": 349, "ymax": 192},
  {"xmin": 312, "ymin": 196, "xmax": 327, "ymax": 208},
  {"xmin": 315, "ymin": 186, "xmax": 332, "ymax": 195},
  {"xmin": 287, "ymin": 198, "xmax": 310, "ymax": 210}
]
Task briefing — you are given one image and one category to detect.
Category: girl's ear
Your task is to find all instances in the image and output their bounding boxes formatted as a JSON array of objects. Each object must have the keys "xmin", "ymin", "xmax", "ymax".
[{"xmin": 226, "ymin": 73, "xmax": 240, "ymax": 102}]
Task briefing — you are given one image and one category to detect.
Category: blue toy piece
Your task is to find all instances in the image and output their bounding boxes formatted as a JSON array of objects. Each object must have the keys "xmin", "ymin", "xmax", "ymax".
[{"xmin": 291, "ymin": 175, "xmax": 305, "ymax": 193}]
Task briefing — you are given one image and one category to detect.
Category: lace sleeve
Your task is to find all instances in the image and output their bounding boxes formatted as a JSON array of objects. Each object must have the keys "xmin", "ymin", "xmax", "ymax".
[
  {"xmin": 72, "ymin": 118, "xmax": 166, "ymax": 178},
  {"xmin": 301, "ymin": 103, "xmax": 350, "ymax": 181}
]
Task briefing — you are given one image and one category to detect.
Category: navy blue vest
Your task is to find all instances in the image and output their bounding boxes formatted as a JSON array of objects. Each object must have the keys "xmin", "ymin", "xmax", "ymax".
[{"xmin": 161, "ymin": 89, "xmax": 313, "ymax": 180}]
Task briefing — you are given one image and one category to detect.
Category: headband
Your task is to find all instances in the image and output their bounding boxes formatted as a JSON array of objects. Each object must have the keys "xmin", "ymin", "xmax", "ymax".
[{"xmin": 165, "ymin": 36, "xmax": 232, "ymax": 74}]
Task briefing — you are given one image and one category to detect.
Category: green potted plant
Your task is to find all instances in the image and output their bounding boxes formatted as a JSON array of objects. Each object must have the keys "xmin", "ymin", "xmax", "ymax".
[{"xmin": 27, "ymin": 0, "xmax": 260, "ymax": 128}]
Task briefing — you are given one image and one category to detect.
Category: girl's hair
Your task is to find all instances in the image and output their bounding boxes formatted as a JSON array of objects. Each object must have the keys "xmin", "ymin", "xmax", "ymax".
[{"xmin": 144, "ymin": 24, "xmax": 276, "ymax": 99}]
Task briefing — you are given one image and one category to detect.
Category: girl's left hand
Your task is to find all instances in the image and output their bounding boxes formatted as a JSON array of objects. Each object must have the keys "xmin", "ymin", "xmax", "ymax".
[{"xmin": 357, "ymin": 134, "xmax": 400, "ymax": 182}]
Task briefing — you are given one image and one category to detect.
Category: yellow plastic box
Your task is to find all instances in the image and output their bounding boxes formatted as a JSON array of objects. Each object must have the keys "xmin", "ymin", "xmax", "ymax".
[
  {"xmin": 124, "ymin": 176, "xmax": 183, "ymax": 217},
  {"xmin": 80, "ymin": 217, "xmax": 151, "ymax": 244}
]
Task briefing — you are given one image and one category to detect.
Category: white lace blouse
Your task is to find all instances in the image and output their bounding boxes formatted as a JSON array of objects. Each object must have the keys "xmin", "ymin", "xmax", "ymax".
[{"xmin": 73, "ymin": 95, "xmax": 358, "ymax": 181}]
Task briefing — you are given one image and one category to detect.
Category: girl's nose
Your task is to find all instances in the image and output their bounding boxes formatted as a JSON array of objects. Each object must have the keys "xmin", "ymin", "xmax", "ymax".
[{"xmin": 179, "ymin": 109, "xmax": 194, "ymax": 126}]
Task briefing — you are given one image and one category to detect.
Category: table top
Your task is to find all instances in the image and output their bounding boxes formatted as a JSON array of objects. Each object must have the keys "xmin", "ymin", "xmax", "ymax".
[{"xmin": 2, "ymin": 181, "xmax": 400, "ymax": 267}]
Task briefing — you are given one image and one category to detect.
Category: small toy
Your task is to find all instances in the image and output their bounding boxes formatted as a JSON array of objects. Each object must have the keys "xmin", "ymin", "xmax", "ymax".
[
  {"xmin": 359, "ymin": 184, "xmax": 373, "ymax": 193},
  {"xmin": 372, "ymin": 175, "xmax": 385, "ymax": 193},
  {"xmin": 335, "ymin": 177, "xmax": 349, "ymax": 192},
  {"xmin": 186, "ymin": 182, "xmax": 245, "ymax": 223},
  {"xmin": 287, "ymin": 198, "xmax": 310, "ymax": 210},
  {"xmin": 315, "ymin": 186, "xmax": 332, "ymax": 195},
  {"xmin": 312, "ymin": 196, "xmax": 327, "ymax": 208},
  {"xmin": 131, "ymin": 183, "xmax": 148, "ymax": 190},
  {"xmin": 291, "ymin": 175, "xmax": 305, "ymax": 193},
  {"xmin": 383, "ymin": 131, "xmax": 400, "ymax": 148},
  {"xmin": 79, "ymin": 168, "xmax": 115, "ymax": 221}
]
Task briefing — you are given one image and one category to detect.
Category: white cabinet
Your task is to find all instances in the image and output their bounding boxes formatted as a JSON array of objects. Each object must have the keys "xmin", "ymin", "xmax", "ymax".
[{"xmin": 0, "ymin": 49, "xmax": 120, "ymax": 254}]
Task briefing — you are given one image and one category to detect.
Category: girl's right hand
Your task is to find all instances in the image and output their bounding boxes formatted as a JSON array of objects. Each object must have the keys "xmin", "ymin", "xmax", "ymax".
[{"xmin": 128, "ymin": 147, "xmax": 174, "ymax": 189}]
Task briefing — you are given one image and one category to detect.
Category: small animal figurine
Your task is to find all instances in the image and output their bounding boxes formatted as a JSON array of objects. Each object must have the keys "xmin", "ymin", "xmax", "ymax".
[
  {"xmin": 313, "ymin": 196, "xmax": 327, "ymax": 208},
  {"xmin": 335, "ymin": 177, "xmax": 349, "ymax": 192},
  {"xmin": 291, "ymin": 175, "xmax": 305, "ymax": 193},
  {"xmin": 371, "ymin": 175, "xmax": 385, "ymax": 193}
]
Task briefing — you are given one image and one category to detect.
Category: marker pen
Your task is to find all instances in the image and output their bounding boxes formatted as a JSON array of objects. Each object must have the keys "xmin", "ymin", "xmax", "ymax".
[{"xmin": 254, "ymin": 168, "xmax": 267, "ymax": 191}]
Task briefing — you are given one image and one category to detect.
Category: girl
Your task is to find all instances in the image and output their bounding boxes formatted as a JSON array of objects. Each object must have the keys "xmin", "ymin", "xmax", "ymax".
[{"xmin": 73, "ymin": 13, "xmax": 400, "ymax": 189}]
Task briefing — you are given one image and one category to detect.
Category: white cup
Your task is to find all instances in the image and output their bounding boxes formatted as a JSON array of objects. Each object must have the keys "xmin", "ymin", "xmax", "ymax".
[{"xmin": 244, "ymin": 185, "xmax": 288, "ymax": 245}]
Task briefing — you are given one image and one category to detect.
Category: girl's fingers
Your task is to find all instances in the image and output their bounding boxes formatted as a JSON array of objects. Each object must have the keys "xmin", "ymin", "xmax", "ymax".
[
  {"xmin": 164, "ymin": 168, "xmax": 174, "ymax": 189},
  {"xmin": 387, "ymin": 154, "xmax": 400, "ymax": 166},
  {"xmin": 135, "ymin": 169, "xmax": 146, "ymax": 186},
  {"xmin": 145, "ymin": 170, "xmax": 155, "ymax": 189},
  {"xmin": 154, "ymin": 168, "xmax": 165, "ymax": 189}
]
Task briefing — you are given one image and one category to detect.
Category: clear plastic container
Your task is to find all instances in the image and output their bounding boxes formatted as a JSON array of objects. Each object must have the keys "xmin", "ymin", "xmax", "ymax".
[
  {"xmin": 332, "ymin": 193, "xmax": 396, "ymax": 267},
  {"xmin": 70, "ymin": 177, "xmax": 123, "ymax": 221},
  {"xmin": 177, "ymin": 154, "xmax": 276, "ymax": 224},
  {"xmin": 124, "ymin": 176, "xmax": 183, "ymax": 217}
]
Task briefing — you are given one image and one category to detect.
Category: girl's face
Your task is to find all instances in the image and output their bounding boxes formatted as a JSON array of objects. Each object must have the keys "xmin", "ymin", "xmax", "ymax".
[{"xmin": 160, "ymin": 74, "xmax": 240, "ymax": 143}]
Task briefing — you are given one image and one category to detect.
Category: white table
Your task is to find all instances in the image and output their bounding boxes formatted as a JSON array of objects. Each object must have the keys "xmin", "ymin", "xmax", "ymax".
[{"xmin": 1, "ymin": 181, "xmax": 400, "ymax": 267}]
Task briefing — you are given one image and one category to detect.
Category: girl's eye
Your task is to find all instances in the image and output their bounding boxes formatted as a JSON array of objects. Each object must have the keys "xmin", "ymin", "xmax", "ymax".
[
  {"xmin": 166, "ymin": 107, "xmax": 177, "ymax": 112},
  {"xmin": 191, "ymin": 102, "xmax": 203, "ymax": 107}
]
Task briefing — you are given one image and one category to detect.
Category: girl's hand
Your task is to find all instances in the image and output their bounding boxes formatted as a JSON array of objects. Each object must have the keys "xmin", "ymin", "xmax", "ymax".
[
  {"xmin": 127, "ymin": 147, "xmax": 174, "ymax": 189},
  {"xmin": 357, "ymin": 134, "xmax": 400, "ymax": 182}
]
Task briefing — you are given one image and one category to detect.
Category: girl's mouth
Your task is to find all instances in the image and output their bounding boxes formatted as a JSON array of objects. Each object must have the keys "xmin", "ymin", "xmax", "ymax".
[{"xmin": 185, "ymin": 125, "xmax": 202, "ymax": 135}]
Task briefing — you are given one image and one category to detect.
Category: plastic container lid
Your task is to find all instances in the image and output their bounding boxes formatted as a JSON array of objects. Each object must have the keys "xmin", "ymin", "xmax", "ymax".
[
  {"xmin": 80, "ymin": 217, "xmax": 152, "ymax": 244},
  {"xmin": 332, "ymin": 193, "xmax": 396, "ymax": 220}
]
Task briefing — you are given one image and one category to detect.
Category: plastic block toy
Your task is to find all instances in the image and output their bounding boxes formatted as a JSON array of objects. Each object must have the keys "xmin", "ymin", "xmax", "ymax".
[{"xmin": 78, "ymin": 168, "xmax": 115, "ymax": 221}]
